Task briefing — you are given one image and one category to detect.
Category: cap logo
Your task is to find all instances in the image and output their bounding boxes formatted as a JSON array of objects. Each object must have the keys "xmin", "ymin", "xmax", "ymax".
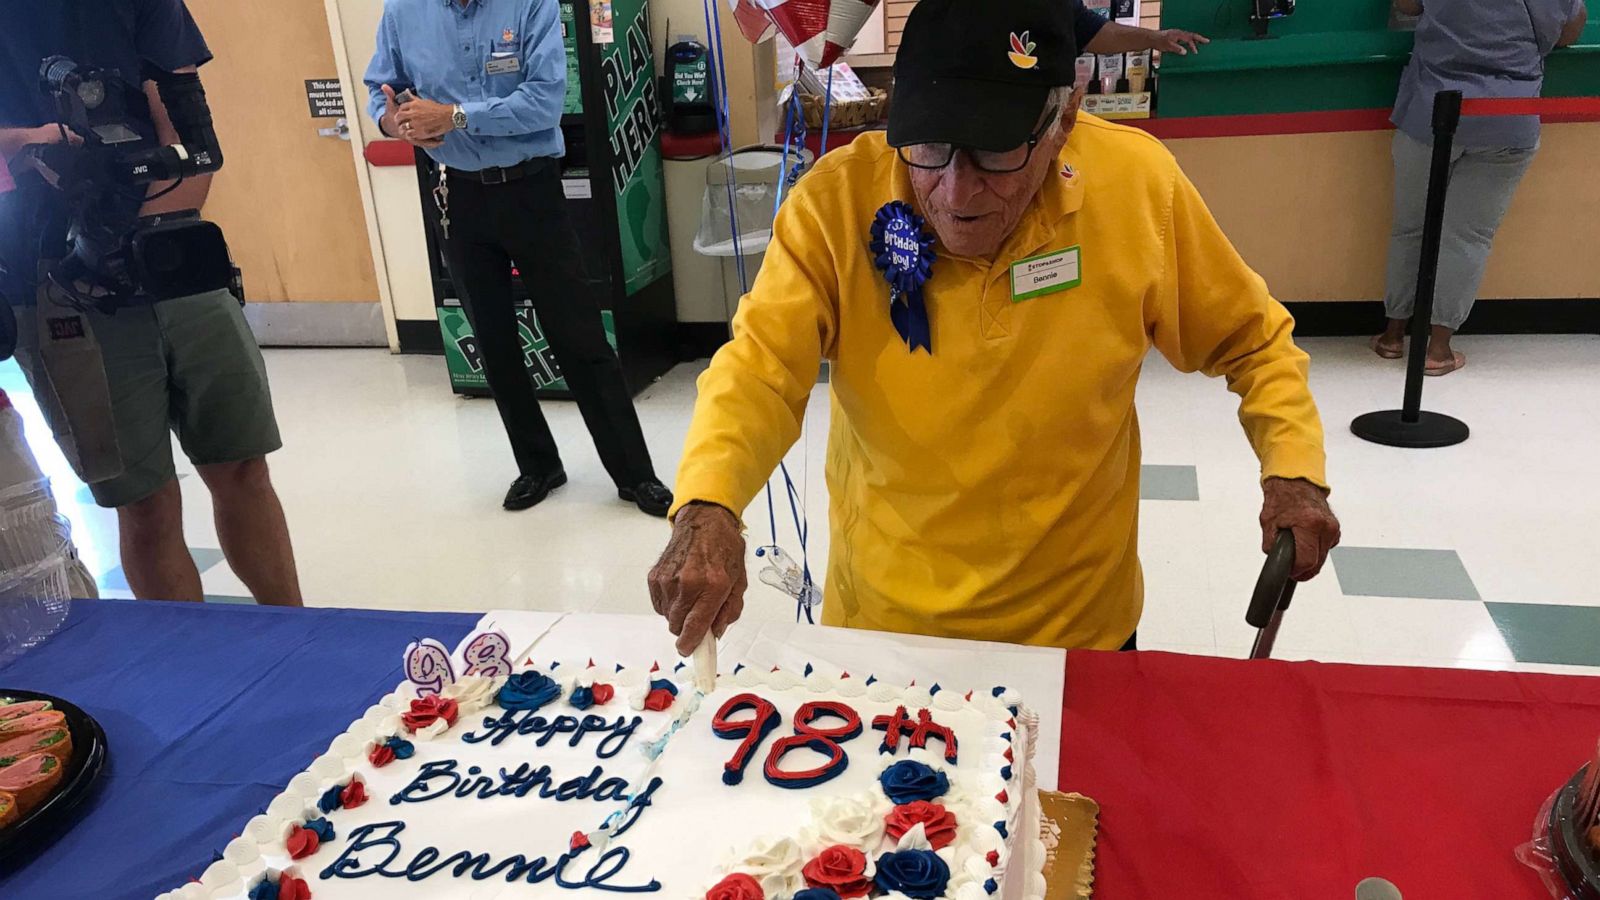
[{"xmin": 1008, "ymin": 31, "xmax": 1038, "ymax": 70}]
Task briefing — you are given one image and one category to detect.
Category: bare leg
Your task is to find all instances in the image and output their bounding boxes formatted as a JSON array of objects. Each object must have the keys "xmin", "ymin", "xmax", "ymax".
[
  {"xmin": 116, "ymin": 478, "xmax": 203, "ymax": 601},
  {"xmin": 1425, "ymin": 324, "xmax": 1465, "ymax": 375},
  {"xmin": 197, "ymin": 458, "xmax": 303, "ymax": 607}
]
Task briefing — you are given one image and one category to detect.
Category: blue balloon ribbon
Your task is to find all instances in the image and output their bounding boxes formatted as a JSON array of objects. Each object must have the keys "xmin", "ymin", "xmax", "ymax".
[{"xmin": 869, "ymin": 201, "xmax": 936, "ymax": 353}]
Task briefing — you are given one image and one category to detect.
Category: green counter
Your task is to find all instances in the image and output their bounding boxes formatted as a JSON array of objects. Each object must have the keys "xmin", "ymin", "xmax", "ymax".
[{"xmin": 1155, "ymin": 0, "xmax": 1599, "ymax": 119}]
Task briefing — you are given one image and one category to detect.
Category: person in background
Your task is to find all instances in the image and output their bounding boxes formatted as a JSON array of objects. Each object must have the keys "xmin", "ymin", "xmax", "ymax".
[
  {"xmin": 1, "ymin": 1, "xmax": 303, "ymax": 606},
  {"xmin": 0, "ymin": 389, "xmax": 98, "ymax": 599},
  {"xmin": 364, "ymin": 0, "xmax": 674, "ymax": 517},
  {"xmin": 1072, "ymin": 1, "xmax": 1208, "ymax": 56},
  {"xmin": 648, "ymin": 0, "xmax": 1339, "ymax": 657},
  {"xmin": 1372, "ymin": 0, "xmax": 1588, "ymax": 375}
]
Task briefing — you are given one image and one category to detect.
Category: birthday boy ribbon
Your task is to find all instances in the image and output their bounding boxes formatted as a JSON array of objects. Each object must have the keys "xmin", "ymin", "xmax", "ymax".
[{"xmin": 869, "ymin": 201, "xmax": 936, "ymax": 354}]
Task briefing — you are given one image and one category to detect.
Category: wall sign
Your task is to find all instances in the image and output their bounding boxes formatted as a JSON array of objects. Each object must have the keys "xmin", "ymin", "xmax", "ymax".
[{"xmin": 305, "ymin": 79, "xmax": 346, "ymax": 118}]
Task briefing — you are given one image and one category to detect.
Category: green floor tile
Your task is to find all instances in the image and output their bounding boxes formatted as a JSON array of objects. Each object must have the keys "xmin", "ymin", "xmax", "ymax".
[
  {"xmin": 1486, "ymin": 602, "xmax": 1600, "ymax": 667},
  {"xmin": 1331, "ymin": 547, "xmax": 1481, "ymax": 601},
  {"xmin": 1141, "ymin": 465, "xmax": 1199, "ymax": 501}
]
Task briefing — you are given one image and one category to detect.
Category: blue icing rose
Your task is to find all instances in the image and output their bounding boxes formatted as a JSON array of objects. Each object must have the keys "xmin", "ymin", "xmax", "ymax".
[
  {"xmin": 248, "ymin": 879, "xmax": 280, "ymax": 900},
  {"xmin": 570, "ymin": 685, "xmax": 596, "ymax": 710},
  {"xmin": 498, "ymin": 671, "xmax": 561, "ymax": 712},
  {"xmin": 874, "ymin": 849, "xmax": 950, "ymax": 899},
  {"xmin": 878, "ymin": 759, "xmax": 949, "ymax": 804},
  {"xmin": 795, "ymin": 889, "xmax": 842, "ymax": 900},
  {"xmin": 385, "ymin": 736, "xmax": 415, "ymax": 759},
  {"xmin": 304, "ymin": 816, "xmax": 336, "ymax": 841},
  {"xmin": 317, "ymin": 783, "xmax": 345, "ymax": 813}
]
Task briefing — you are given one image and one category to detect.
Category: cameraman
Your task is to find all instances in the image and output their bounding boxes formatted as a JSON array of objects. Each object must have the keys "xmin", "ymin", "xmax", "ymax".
[{"xmin": 0, "ymin": 1, "xmax": 302, "ymax": 606}]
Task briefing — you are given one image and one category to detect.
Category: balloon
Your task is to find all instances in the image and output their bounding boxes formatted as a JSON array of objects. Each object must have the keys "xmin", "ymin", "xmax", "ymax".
[{"xmin": 727, "ymin": 0, "xmax": 882, "ymax": 70}]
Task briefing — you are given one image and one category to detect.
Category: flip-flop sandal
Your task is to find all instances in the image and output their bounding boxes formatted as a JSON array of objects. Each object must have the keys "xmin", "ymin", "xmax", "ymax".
[
  {"xmin": 1424, "ymin": 351, "xmax": 1466, "ymax": 376},
  {"xmin": 1368, "ymin": 335, "xmax": 1404, "ymax": 360}
]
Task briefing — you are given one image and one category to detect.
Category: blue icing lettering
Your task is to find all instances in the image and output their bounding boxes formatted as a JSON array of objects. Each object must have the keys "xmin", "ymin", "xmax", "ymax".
[
  {"xmin": 320, "ymin": 821, "xmax": 659, "ymax": 892},
  {"xmin": 462, "ymin": 711, "xmax": 641, "ymax": 758}
]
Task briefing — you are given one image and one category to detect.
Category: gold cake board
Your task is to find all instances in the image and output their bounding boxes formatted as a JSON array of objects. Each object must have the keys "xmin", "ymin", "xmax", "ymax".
[{"xmin": 1038, "ymin": 790, "xmax": 1101, "ymax": 899}]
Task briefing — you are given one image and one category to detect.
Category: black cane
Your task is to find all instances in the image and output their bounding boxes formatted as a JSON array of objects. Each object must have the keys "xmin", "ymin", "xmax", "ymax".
[{"xmin": 1351, "ymin": 90, "xmax": 1471, "ymax": 449}]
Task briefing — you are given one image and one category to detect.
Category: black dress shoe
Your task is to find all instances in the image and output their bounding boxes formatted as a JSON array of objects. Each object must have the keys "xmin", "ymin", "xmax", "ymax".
[
  {"xmin": 618, "ymin": 479, "xmax": 673, "ymax": 518},
  {"xmin": 504, "ymin": 469, "xmax": 567, "ymax": 511}
]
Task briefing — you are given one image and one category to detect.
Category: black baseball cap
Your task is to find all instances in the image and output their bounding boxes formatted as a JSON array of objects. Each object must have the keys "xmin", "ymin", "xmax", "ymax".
[{"xmin": 888, "ymin": 0, "xmax": 1079, "ymax": 153}]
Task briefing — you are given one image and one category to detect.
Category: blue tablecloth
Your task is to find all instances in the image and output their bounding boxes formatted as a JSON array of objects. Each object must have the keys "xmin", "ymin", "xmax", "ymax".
[{"xmin": 0, "ymin": 600, "xmax": 479, "ymax": 898}]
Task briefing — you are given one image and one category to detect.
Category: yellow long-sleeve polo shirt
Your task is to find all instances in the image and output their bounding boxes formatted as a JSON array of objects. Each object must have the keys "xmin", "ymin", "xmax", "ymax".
[{"xmin": 671, "ymin": 114, "xmax": 1328, "ymax": 650}]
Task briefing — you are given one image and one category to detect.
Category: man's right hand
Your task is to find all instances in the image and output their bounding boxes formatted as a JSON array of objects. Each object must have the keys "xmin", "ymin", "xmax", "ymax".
[
  {"xmin": 648, "ymin": 501, "xmax": 748, "ymax": 657},
  {"xmin": 380, "ymin": 85, "xmax": 444, "ymax": 150}
]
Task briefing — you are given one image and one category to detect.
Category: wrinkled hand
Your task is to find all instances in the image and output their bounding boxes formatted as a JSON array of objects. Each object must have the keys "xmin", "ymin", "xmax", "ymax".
[
  {"xmin": 648, "ymin": 502, "xmax": 748, "ymax": 657},
  {"xmin": 1154, "ymin": 29, "xmax": 1209, "ymax": 55},
  {"xmin": 395, "ymin": 97, "xmax": 458, "ymax": 141},
  {"xmin": 380, "ymin": 85, "xmax": 444, "ymax": 149},
  {"xmin": 1260, "ymin": 477, "xmax": 1341, "ymax": 581}
]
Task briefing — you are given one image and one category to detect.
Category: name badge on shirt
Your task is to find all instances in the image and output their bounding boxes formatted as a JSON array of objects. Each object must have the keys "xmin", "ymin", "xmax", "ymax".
[
  {"xmin": 486, "ymin": 55, "xmax": 521, "ymax": 75},
  {"xmin": 1010, "ymin": 246, "xmax": 1081, "ymax": 303}
]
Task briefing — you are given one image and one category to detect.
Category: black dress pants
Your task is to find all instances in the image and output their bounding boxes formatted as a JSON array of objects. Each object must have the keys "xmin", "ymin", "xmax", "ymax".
[{"xmin": 434, "ymin": 159, "xmax": 655, "ymax": 488}]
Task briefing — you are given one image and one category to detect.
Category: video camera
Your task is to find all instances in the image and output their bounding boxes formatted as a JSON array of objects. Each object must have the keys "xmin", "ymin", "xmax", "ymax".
[{"xmin": 18, "ymin": 56, "xmax": 235, "ymax": 308}]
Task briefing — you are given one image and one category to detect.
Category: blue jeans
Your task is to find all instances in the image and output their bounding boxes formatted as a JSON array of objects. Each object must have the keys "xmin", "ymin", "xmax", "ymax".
[{"xmin": 1383, "ymin": 130, "xmax": 1537, "ymax": 331}]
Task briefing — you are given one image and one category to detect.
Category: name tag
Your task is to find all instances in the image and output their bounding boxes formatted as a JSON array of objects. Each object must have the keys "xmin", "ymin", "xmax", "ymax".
[
  {"xmin": 1010, "ymin": 246, "xmax": 1081, "ymax": 302},
  {"xmin": 486, "ymin": 56, "xmax": 521, "ymax": 75}
]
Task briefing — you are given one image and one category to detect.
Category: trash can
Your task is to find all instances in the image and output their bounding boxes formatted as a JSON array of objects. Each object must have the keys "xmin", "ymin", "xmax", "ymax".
[{"xmin": 694, "ymin": 145, "xmax": 814, "ymax": 316}]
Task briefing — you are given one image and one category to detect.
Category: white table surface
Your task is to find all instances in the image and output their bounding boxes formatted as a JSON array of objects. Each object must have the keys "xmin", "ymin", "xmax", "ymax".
[{"xmin": 459, "ymin": 610, "xmax": 1068, "ymax": 790}]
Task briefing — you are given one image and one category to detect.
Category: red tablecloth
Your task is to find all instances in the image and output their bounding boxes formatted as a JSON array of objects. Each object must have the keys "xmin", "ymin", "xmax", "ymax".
[{"xmin": 1061, "ymin": 650, "xmax": 1600, "ymax": 899}]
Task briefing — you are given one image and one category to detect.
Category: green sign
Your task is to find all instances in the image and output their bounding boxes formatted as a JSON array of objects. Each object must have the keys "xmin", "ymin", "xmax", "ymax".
[
  {"xmin": 560, "ymin": 2, "xmax": 583, "ymax": 115},
  {"xmin": 437, "ymin": 301, "xmax": 616, "ymax": 395},
  {"xmin": 597, "ymin": 0, "xmax": 672, "ymax": 294},
  {"xmin": 672, "ymin": 56, "xmax": 709, "ymax": 105}
]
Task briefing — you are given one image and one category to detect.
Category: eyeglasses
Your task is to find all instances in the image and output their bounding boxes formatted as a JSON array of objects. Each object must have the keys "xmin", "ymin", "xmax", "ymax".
[{"xmin": 896, "ymin": 107, "xmax": 1061, "ymax": 174}]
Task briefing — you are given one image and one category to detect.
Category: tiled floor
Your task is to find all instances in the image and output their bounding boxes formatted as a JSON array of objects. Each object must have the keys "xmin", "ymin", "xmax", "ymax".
[{"xmin": 5, "ymin": 333, "xmax": 1599, "ymax": 676}]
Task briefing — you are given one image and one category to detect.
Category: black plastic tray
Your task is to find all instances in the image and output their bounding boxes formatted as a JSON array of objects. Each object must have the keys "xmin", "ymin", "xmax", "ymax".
[
  {"xmin": 1551, "ymin": 766, "xmax": 1600, "ymax": 900},
  {"xmin": 0, "ymin": 689, "xmax": 108, "ymax": 867}
]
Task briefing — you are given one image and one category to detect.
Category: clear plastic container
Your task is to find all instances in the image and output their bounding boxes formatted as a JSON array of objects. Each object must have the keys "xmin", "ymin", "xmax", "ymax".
[{"xmin": 0, "ymin": 536, "xmax": 71, "ymax": 668}]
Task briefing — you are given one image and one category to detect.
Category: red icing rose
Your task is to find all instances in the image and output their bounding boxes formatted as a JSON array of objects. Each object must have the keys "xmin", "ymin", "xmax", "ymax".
[
  {"xmin": 402, "ymin": 696, "xmax": 459, "ymax": 733},
  {"xmin": 802, "ymin": 845, "xmax": 873, "ymax": 898},
  {"xmin": 642, "ymin": 687, "xmax": 675, "ymax": 712},
  {"xmin": 885, "ymin": 801, "xmax": 958, "ymax": 850},
  {"xmin": 706, "ymin": 872, "xmax": 764, "ymax": 900},
  {"xmin": 278, "ymin": 872, "xmax": 313, "ymax": 900},
  {"xmin": 570, "ymin": 831, "xmax": 591, "ymax": 851},
  {"xmin": 368, "ymin": 743, "xmax": 396, "ymax": 767},
  {"xmin": 591, "ymin": 683, "xmax": 615, "ymax": 705},
  {"xmin": 986, "ymin": 850, "xmax": 1000, "ymax": 867},
  {"xmin": 341, "ymin": 776, "xmax": 369, "ymax": 809},
  {"xmin": 286, "ymin": 825, "xmax": 320, "ymax": 859}
]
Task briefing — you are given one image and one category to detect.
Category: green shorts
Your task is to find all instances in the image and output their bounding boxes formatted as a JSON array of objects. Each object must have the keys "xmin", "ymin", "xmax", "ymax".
[{"xmin": 16, "ymin": 289, "xmax": 282, "ymax": 508}]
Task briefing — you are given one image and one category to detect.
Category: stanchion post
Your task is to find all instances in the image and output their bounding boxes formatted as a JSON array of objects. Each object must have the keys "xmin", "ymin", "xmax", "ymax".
[
  {"xmin": 1350, "ymin": 89, "xmax": 1471, "ymax": 449},
  {"xmin": 1401, "ymin": 90, "xmax": 1462, "ymax": 423}
]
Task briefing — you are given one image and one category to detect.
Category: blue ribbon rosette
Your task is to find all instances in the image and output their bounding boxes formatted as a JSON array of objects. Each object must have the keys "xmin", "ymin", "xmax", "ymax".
[{"xmin": 869, "ymin": 201, "xmax": 937, "ymax": 353}]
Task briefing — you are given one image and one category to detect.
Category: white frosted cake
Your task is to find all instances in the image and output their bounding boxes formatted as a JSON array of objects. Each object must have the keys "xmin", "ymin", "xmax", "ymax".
[{"xmin": 171, "ymin": 633, "xmax": 1045, "ymax": 900}]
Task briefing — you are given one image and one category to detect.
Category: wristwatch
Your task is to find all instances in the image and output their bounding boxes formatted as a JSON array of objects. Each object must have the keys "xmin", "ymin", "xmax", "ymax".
[{"xmin": 451, "ymin": 104, "xmax": 468, "ymax": 131}]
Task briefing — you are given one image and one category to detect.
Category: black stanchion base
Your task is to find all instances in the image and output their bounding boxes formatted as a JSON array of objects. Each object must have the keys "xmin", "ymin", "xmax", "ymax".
[{"xmin": 1350, "ymin": 410, "xmax": 1470, "ymax": 448}]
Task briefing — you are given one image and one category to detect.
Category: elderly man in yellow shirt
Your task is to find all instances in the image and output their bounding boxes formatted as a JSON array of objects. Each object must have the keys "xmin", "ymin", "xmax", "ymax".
[{"xmin": 649, "ymin": 0, "xmax": 1341, "ymax": 656}]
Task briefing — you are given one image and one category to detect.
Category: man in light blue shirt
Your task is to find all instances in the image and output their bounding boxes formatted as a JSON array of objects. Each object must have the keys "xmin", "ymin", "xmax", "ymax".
[
  {"xmin": 364, "ymin": 0, "xmax": 673, "ymax": 516},
  {"xmin": 1373, "ymin": 0, "xmax": 1587, "ymax": 374}
]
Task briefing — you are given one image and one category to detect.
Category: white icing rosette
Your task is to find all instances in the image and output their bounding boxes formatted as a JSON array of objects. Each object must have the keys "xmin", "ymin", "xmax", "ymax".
[
  {"xmin": 442, "ymin": 673, "xmax": 507, "ymax": 716},
  {"xmin": 359, "ymin": 703, "xmax": 392, "ymax": 729},
  {"xmin": 765, "ymin": 668, "xmax": 801, "ymax": 691},
  {"xmin": 328, "ymin": 729, "xmax": 368, "ymax": 760},
  {"xmin": 932, "ymin": 689, "xmax": 965, "ymax": 712},
  {"xmin": 200, "ymin": 859, "xmax": 242, "ymax": 895},
  {"xmin": 267, "ymin": 786, "xmax": 309, "ymax": 820},
  {"xmin": 803, "ymin": 669, "xmax": 833, "ymax": 694},
  {"xmin": 900, "ymin": 685, "xmax": 934, "ymax": 710},
  {"xmin": 728, "ymin": 834, "xmax": 808, "ymax": 898},
  {"xmin": 409, "ymin": 716, "xmax": 452, "ymax": 741},
  {"xmin": 615, "ymin": 666, "xmax": 647, "ymax": 689},
  {"xmin": 309, "ymin": 752, "xmax": 346, "ymax": 780},
  {"xmin": 835, "ymin": 675, "xmax": 867, "ymax": 699},
  {"xmin": 173, "ymin": 882, "xmax": 209, "ymax": 900},
  {"xmin": 802, "ymin": 791, "xmax": 891, "ymax": 850},
  {"xmin": 732, "ymin": 666, "xmax": 763, "ymax": 689},
  {"xmin": 223, "ymin": 835, "xmax": 262, "ymax": 866},
  {"xmin": 955, "ymin": 881, "xmax": 990, "ymax": 900},
  {"xmin": 866, "ymin": 681, "xmax": 899, "ymax": 704}
]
